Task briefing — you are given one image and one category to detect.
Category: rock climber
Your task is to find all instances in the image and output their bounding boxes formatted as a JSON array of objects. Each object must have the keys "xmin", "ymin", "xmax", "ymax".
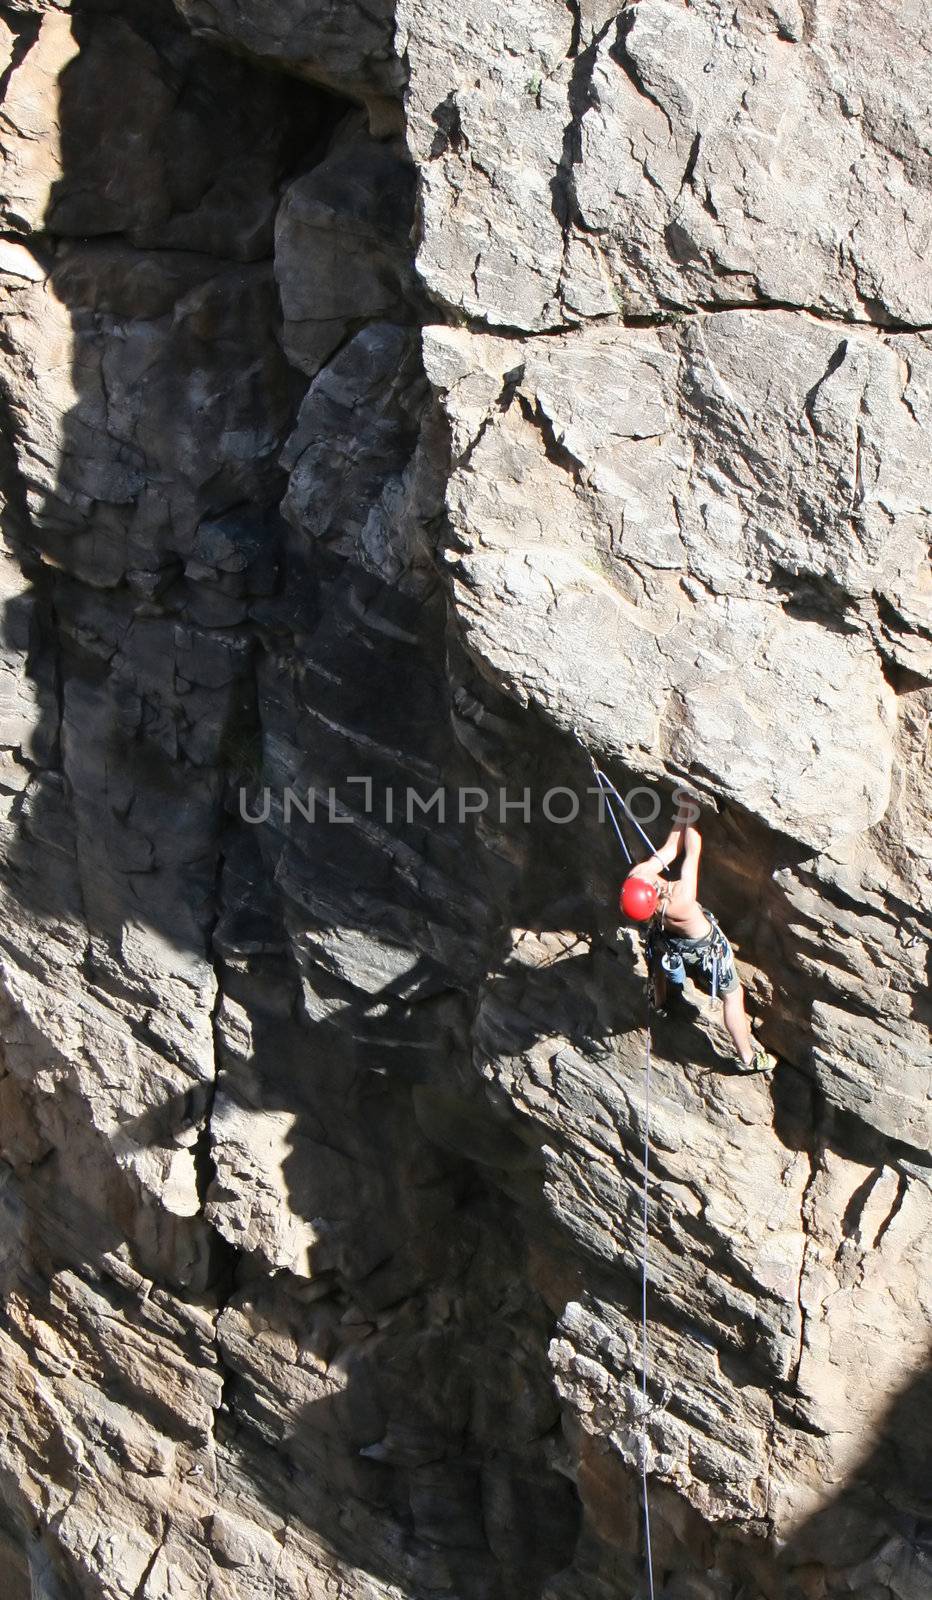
[{"xmin": 620, "ymin": 819, "xmax": 775, "ymax": 1075}]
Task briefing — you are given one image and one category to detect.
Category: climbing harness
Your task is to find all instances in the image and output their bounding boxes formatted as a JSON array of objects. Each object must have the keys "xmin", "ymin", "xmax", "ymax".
[
  {"xmin": 575, "ymin": 734, "xmax": 657, "ymax": 1600},
  {"xmin": 645, "ymin": 920, "xmax": 686, "ymax": 1014},
  {"xmin": 700, "ymin": 915, "xmax": 729, "ymax": 1003},
  {"xmin": 650, "ymin": 911, "xmax": 731, "ymax": 1005}
]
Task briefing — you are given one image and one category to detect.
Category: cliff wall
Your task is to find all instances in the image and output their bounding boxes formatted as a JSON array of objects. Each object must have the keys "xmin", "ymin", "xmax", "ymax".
[{"xmin": 0, "ymin": 2, "xmax": 929, "ymax": 1597}]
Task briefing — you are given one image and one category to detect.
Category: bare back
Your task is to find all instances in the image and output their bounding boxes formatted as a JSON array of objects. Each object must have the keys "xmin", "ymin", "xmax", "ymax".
[{"xmin": 656, "ymin": 878, "xmax": 711, "ymax": 940}]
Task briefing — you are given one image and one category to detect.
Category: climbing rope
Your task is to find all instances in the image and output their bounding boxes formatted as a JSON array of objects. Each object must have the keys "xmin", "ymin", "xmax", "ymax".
[
  {"xmin": 641, "ymin": 991, "xmax": 657, "ymax": 1600},
  {"xmin": 574, "ymin": 732, "xmax": 657, "ymax": 1599},
  {"xmin": 584, "ymin": 752, "xmax": 660, "ymax": 867},
  {"xmin": 591, "ymin": 765, "xmax": 634, "ymax": 863}
]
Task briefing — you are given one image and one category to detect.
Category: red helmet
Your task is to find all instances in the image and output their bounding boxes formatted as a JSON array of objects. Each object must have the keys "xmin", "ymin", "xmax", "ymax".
[{"xmin": 620, "ymin": 877, "xmax": 658, "ymax": 922}]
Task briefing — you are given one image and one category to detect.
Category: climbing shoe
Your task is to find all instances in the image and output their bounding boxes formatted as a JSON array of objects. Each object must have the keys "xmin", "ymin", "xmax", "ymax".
[{"xmin": 737, "ymin": 1048, "xmax": 776, "ymax": 1075}]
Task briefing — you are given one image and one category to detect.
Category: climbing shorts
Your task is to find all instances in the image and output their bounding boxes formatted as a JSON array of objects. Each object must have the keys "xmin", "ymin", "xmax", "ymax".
[{"xmin": 651, "ymin": 913, "xmax": 740, "ymax": 998}]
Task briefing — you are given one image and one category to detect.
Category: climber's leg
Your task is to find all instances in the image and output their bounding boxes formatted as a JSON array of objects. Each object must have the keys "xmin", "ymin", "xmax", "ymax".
[
  {"xmin": 722, "ymin": 987, "xmax": 775, "ymax": 1072},
  {"xmin": 651, "ymin": 965, "xmax": 668, "ymax": 1010},
  {"xmin": 722, "ymin": 986, "xmax": 755, "ymax": 1065}
]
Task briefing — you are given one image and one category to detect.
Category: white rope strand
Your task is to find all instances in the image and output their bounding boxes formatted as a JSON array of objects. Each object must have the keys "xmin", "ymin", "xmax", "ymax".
[
  {"xmin": 590, "ymin": 768, "xmax": 634, "ymax": 864},
  {"xmin": 573, "ymin": 729, "xmax": 658, "ymax": 1598},
  {"xmin": 641, "ymin": 1008, "xmax": 656, "ymax": 1600},
  {"xmin": 591, "ymin": 763, "xmax": 659, "ymax": 859}
]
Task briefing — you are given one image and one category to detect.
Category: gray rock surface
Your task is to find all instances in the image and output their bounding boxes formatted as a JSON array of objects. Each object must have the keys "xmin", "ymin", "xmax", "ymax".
[
  {"xmin": 275, "ymin": 120, "xmax": 419, "ymax": 377},
  {"xmin": 423, "ymin": 311, "xmax": 929, "ymax": 849},
  {"xmin": 401, "ymin": 0, "xmax": 932, "ymax": 331},
  {"xmin": 0, "ymin": 1, "xmax": 929, "ymax": 1599},
  {"xmin": 173, "ymin": 0, "xmax": 405, "ymax": 124}
]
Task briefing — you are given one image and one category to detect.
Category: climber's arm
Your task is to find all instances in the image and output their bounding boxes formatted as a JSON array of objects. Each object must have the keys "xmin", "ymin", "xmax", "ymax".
[
  {"xmin": 677, "ymin": 824, "xmax": 702, "ymax": 903},
  {"xmin": 654, "ymin": 823, "xmax": 685, "ymax": 869},
  {"xmin": 628, "ymin": 821, "xmax": 686, "ymax": 880}
]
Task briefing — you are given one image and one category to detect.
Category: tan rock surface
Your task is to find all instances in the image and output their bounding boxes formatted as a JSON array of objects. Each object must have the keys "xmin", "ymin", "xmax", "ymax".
[{"xmin": 0, "ymin": 2, "xmax": 928, "ymax": 1599}]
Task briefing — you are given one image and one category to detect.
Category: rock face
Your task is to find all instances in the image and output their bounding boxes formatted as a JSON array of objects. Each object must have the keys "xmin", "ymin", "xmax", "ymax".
[{"xmin": 0, "ymin": 2, "xmax": 929, "ymax": 1600}]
